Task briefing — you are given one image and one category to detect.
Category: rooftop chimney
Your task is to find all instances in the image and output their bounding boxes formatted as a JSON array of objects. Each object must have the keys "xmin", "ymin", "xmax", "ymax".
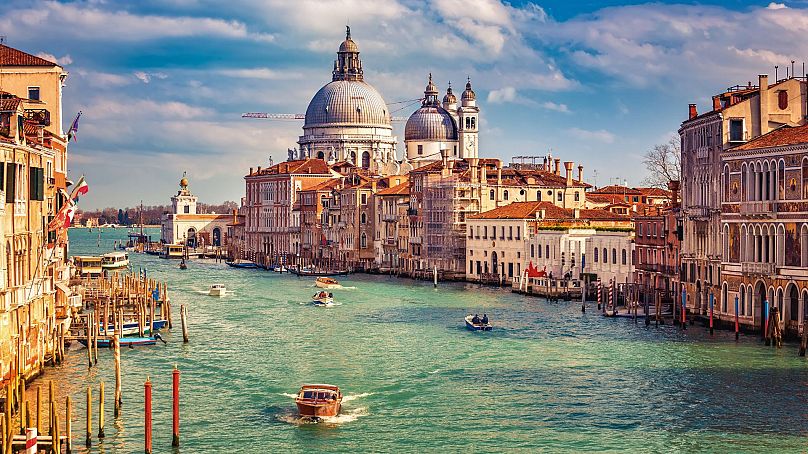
[
  {"xmin": 688, "ymin": 103, "xmax": 698, "ymax": 120},
  {"xmin": 564, "ymin": 161, "xmax": 574, "ymax": 187},
  {"xmin": 668, "ymin": 180, "xmax": 680, "ymax": 205},
  {"xmin": 577, "ymin": 164, "xmax": 584, "ymax": 183},
  {"xmin": 469, "ymin": 158, "xmax": 479, "ymax": 183},
  {"xmin": 712, "ymin": 96, "xmax": 721, "ymax": 111},
  {"xmin": 759, "ymin": 74, "xmax": 769, "ymax": 135},
  {"xmin": 257, "ymin": 166, "xmax": 262, "ymax": 173},
  {"xmin": 496, "ymin": 160, "xmax": 502, "ymax": 187},
  {"xmin": 249, "ymin": 167, "xmax": 254, "ymax": 175},
  {"xmin": 554, "ymin": 158, "xmax": 561, "ymax": 176},
  {"xmin": 481, "ymin": 161, "xmax": 488, "ymax": 182}
]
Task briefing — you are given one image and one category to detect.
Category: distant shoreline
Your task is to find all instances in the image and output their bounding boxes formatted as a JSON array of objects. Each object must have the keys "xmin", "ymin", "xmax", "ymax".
[{"xmin": 70, "ymin": 225, "xmax": 161, "ymax": 229}]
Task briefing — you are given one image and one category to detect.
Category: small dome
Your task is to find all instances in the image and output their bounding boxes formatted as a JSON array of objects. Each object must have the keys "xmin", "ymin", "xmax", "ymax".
[
  {"xmin": 443, "ymin": 83, "xmax": 456, "ymax": 104},
  {"xmin": 304, "ymin": 80, "xmax": 392, "ymax": 129},
  {"xmin": 180, "ymin": 177, "xmax": 188, "ymax": 188},
  {"xmin": 339, "ymin": 38, "xmax": 359, "ymax": 53},
  {"xmin": 462, "ymin": 79, "xmax": 476, "ymax": 102},
  {"xmin": 405, "ymin": 106, "xmax": 458, "ymax": 142},
  {"xmin": 424, "ymin": 73, "xmax": 438, "ymax": 97}
]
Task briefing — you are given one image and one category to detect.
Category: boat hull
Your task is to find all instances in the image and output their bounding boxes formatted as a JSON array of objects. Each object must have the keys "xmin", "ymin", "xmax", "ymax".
[
  {"xmin": 465, "ymin": 316, "xmax": 492, "ymax": 331},
  {"xmin": 295, "ymin": 401, "xmax": 341, "ymax": 418},
  {"xmin": 315, "ymin": 281, "xmax": 341, "ymax": 290},
  {"xmin": 209, "ymin": 288, "xmax": 226, "ymax": 297},
  {"xmin": 312, "ymin": 298, "xmax": 334, "ymax": 307},
  {"xmin": 78, "ymin": 337, "xmax": 157, "ymax": 347},
  {"xmin": 226, "ymin": 261, "xmax": 258, "ymax": 269}
]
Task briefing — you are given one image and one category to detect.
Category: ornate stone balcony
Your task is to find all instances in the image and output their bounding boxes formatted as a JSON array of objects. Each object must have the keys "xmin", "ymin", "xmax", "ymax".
[
  {"xmin": 741, "ymin": 261, "xmax": 775, "ymax": 276},
  {"xmin": 739, "ymin": 201, "xmax": 776, "ymax": 217}
]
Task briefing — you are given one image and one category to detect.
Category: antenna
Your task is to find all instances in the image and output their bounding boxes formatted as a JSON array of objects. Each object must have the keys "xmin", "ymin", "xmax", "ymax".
[
  {"xmin": 0, "ymin": 36, "xmax": 5, "ymax": 44},
  {"xmin": 775, "ymin": 65, "xmax": 779, "ymax": 81}
]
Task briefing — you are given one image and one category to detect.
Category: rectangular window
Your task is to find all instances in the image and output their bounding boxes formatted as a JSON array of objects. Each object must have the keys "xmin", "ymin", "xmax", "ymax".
[
  {"xmin": 184, "ymin": 205, "xmax": 190, "ymax": 214},
  {"xmin": 516, "ymin": 226, "xmax": 521, "ymax": 240},
  {"xmin": 417, "ymin": 145, "xmax": 423, "ymax": 155},
  {"xmin": 638, "ymin": 224, "xmax": 643, "ymax": 236},
  {"xmin": 28, "ymin": 167, "xmax": 44, "ymax": 201},
  {"xmin": 729, "ymin": 119, "xmax": 744, "ymax": 142},
  {"xmin": 557, "ymin": 192, "xmax": 562, "ymax": 202},
  {"xmin": 28, "ymin": 87, "xmax": 40, "ymax": 101},
  {"xmin": 6, "ymin": 163, "xmax": 16, "ymax": 203}
]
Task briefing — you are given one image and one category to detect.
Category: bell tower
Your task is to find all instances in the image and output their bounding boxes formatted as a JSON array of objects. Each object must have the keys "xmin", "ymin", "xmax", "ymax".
[{"xmin": 458, "ymin": 77, "xmax": 479, "ymax": 159}]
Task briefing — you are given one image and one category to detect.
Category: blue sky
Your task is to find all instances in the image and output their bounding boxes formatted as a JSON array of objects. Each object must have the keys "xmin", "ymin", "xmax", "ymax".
[{"xmin": 2, "ymin": 0, "xmax": 806, "ymax": 209}]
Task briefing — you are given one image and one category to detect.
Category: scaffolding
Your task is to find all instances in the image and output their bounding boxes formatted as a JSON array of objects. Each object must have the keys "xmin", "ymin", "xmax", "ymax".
[{"xmin": 422, "ymin": 172, "xmax": 480, "ymax": 278}]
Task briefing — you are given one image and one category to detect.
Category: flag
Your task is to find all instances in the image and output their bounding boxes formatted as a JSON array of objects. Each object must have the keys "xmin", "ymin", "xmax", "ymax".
[
  {"xmin": 48, "ymin": 199, "xmax": 77, "ymax": 231},
  {"xmin": 69, "ymin": 176, "xmax": 88, "ymax": 202},
  {"xmin": 67, "ymin": 111, "xmax": 81, "ymax": 142}
]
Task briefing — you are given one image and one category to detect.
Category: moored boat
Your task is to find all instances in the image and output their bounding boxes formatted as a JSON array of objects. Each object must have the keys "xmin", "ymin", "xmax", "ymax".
[
  {"xmin": 101, "ymin": 251, "xmax": 130, "ymax": 270},
  {"xmin": 290, "ymin": 266, "xmax": 348, "ymax": 277},
  {"xmin": 226, "ymin": 260, "xmax": 259, "ymax": 269},
  {"xmin": 465, "ymin": 315, "xmax": 492, "ymax": 331},
  {"xmin": 78, "ymin": 336, "xmax": 164, "ymax": 348},
  {"xmin": 209, "ymin": 284, "xmax": 226, "ymax": 297},
  {"xmin": 315, "ymin": 277, "xmax": 342, "ymax": 289},
  {"xmin": 99, "ymin": 319, "xmax": 168, "ymax": 336},
  {"xmin": 295, "ymin": 384, "xmax": 342, "ymax": 419}
]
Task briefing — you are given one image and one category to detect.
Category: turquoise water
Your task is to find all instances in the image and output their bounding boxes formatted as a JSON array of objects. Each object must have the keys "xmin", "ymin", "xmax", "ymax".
[{"xmin": 42, "ymin": 229, "xmax": 808, "ymax": 452}]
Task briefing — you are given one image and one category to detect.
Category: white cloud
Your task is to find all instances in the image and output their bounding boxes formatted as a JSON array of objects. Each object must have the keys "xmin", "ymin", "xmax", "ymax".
[
  {"xmin": 567, "ymin": 127, "xmax": 615, "ymax": 144},
  {"xmin": 134, "ymin": 71, "xmax": 168, "ymax": 84},
  {"xmin": 767, "ymin": 3, "xmax": 787, "ymax": 10},
  {"xmin": 0, "ymin": 2, "xmax": 274, "ymax": 42},
  {"xmin": 75, "ymin": 69, "xmax": 132, "ymax": 87},
  {"xmin": 541, "ymin": 101, "xmax": 570, "ymax": 113},
  {"xmin": 217, "ymin": 68, "xmax": 301, "ymax": 80},
  {"xmin": 35, "ymin": 52, "xmax": 72, "ymax": 65},
  {"xmin": 487, "ymin": 86, "xmax": 517, "ymax": 103}
]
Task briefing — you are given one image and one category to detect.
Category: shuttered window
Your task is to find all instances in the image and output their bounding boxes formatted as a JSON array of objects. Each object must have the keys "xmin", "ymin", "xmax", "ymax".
[
  {"xmin": 6, "ymin": 163, "xmax": 16, "ymax": 203},
  {"xmin": 29, "ymin": 167, "xmax": 44, "ymax": 201}
]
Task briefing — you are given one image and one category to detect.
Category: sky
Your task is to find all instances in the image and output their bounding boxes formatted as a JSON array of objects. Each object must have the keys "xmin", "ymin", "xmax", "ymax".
[{"xmin": 2, "ymin": 0, "xmax": 807, "ymax": 209}]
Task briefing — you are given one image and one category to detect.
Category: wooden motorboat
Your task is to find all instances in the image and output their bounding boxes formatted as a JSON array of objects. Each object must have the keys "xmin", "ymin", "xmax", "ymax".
[
  {"xmin": 315, "ymin": 277, "xmax": 342, "ymax": 289},
  {"xmin": 311, "ymin": 291, "xmax": 334, "ymax": 307},
  {"xmin": 209, "ymin": 284, "xmax": 226, "ymax": 297},
  {"xmin": 295, "ymin": 384, "xmax": 342, "ymax": 419},
  {"xmin": 465, "ymin": 315, "xmax": 492, "ymax": 331}
]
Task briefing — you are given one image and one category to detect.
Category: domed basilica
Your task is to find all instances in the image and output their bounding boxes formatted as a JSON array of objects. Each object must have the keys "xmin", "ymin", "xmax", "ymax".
[{"xmin": 292, "ymin": 27, "xmax": 481, "ymax": 175}]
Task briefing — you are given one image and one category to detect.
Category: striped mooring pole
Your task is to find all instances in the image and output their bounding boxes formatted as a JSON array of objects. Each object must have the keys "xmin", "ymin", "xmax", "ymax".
[{"xmin": 25, "ymin": 428, "xmax": 37, "ymax": 454}]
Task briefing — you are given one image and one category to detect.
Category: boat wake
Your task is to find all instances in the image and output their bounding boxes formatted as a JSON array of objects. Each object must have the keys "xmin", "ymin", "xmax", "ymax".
[
  {"xmin": 276, "ymin": 407, "xmax": 368, "ymax": 426},
  {"xmin": 194, "ymin": 290, "xmax": 235, "ymax": 296},
  {"xmin": 342, "ymin": 392, "xmax": 374, "ymax": 403},
  {"xmin": 279, "ymin": 392, "xmax": 298, "ymax": 399}
]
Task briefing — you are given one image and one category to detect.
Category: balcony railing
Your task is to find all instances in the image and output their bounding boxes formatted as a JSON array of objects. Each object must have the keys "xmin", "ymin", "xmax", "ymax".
[
  {"xmin": 24, "ymin": 109, "xmax": 51, "ymax": 126},
  {"xmin": 739, "ymin": 201, "xmax": 776, "ymax": 217},
  {"xmin": 741, "ymin": 262, "xmax": 775, "ymax": 276},
  {"xmin": 383, "ymin": 214, "xmax": 397, "ymax": 222},
  {"xmin": 687, "ymin": 205, "xmax": 712, "ymax": 221},
  {"xmin": 409, "ymin": 235, "xmax": 422, "ymax": 244}
]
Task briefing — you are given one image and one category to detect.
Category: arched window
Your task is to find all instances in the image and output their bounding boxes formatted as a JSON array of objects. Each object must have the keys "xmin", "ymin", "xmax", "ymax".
[
  {"xmin": 594, "ymin": 248, "xmax": 599, "ymax": 262},
  {"xmin": 739, "ymin": 286, "xmax": 745, "ymax": 316},
  {"xmin": 360, "ymin": 213, "xmax": 366, "ymax": 224},
  {"xmin": 602, "ymin": 248, "xmax": 608, "ymax": 264},
  {"xmin": 778, "ymin": 160, "xmax": 785, "ymax": 200},
  {"xmin": 802, "ymin": 158, "xmax": 808, "ymax": 199},
  {"xmin": 741, "ymin": 164, "xmax": 747, "ymax": 201},
  {"xmin": 503, "ymin": 190, "xmax": 509, "ymax": 201},
  {"xmin": 537, "ymin": 191, "xmax": 542, "ymax": 201},
  {"xmin": 724, "ymin": 165, "xmax": 730, "ymax": 200},
  {"xmin": 360, "ymin": 233, "xmax": 367, "ymax": 248},
  {"xmin": 489, "ymin": 189, "xmax": 495, "ymax": 201},
  {"xmin": 546, "ymin": 245, "xmax": 550, "ymax": 258},
  {"xmin": 612, "ymin": 248, "xmax": 617, "ymax": 264},
  {"xmin": 621, "ymin": 249, "xmax": 627, "ymax": 265},
  {"xmin": 722, "ymin": 283, "xmax": 728, "ymax": 313},
  {"xmin": 361, "ymin": 193, "xmax": 367, "ymax": 205},
  {"xmin": 537, "ymin": 244, "xmax": 542, "ymax": 258},
  {"xmin": 530, "ymin": 244, "xmax": 535, "ymax": 258}
]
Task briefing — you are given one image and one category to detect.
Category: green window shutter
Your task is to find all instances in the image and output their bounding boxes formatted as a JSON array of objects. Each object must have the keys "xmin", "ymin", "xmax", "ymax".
[
  {"xmin": 6, "ymin": 163, "xmax": 15, "ymax": 203},
  {"xmin": 37, "ymin": 168, "xmax": 45, "ymax": 201},
  {"xmin": 0, "ymin": 164, "xmax": 4, "ymax": 189},
  {"xmin": 29, "ymin": 167, "xmax": 36, "ymax": 200}
]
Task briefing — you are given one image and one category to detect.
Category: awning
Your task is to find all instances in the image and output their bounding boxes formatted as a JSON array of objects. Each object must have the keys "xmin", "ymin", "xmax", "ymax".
[{"xmin": 55, "ymin": 282, "xmax": 72, "ymax": 297}]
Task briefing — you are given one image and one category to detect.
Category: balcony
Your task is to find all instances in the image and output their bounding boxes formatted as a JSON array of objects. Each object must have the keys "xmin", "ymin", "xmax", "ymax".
[
  {"xmin": 409, "ymin": 235, "xmax": 422, "ymax": 244},
  {"xmin": 24, "ymin": 109, "xmax": 51, "ymax": 126},
  {"xmin": 687, "ymin": 205, "xmax": 712, "ymax": 221},
  {"xmin": 407, "ymin": 208, "xmax": 418, "ymax": 216},
  {"xmin": 385, "ymin": 237, "xmax": 396, "ymax": 246},
  {"xmin": 739, "ymin": 201, "xmax": 776, "ymax": 218},
  {"xmin": 383, "ymin": 213, "xmax": 397, "ymax": 222},
  {"xmin": 741, "ymin": 262, "xmax": 775, "ymax": 276}
]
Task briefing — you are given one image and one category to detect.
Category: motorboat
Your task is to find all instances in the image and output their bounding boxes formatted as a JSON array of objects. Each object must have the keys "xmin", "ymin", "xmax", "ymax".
[
  {"xmin": 295, "ymin": 384, "xmax": 342, "ymax": 419},
  {"xmin": 179, "ymin": 260, "xmax": 188, "ymax": 270},
  {"xmin": 209, "ymin": 284, "xmax": 227, "ymax": 297},
  {"xmin": 312, "ymin": 291, "xmax": 334, "ymax": 307},
  {"xmin": 465, "ymin": 315, "xmax": 492, "ymax": 331},
  {"xmin": 226, "ymin": 260, "xmax": 258, "ymax": 269},
  {"xmin": 290, "ymin": 266, "xmax": 348, "ymax": 277},
  {"xmin": 272, "ymin": 265, "xmax": 287, "ymax": 273},
  {"xmin": 74, "ymin": 256, "xmax": 103, "ymax": 278},
  {"xmin": 315, "ymin": 277, "xmax": 342, "ymax": 289},
  {"xmin": 79, "ymin": 335, "xmax": 166, "ymax": 348}
]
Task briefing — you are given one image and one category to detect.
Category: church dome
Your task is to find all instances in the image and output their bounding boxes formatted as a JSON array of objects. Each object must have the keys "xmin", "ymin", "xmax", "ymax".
[
  {"xmin": 304, "ymin": 80, "xmax": 392, "ymax": 129},
  {"xmin": 339, "ymin": 37, "xmax": 359, "ymax": 53},
  {"xmin": 443, "ymin": 83, "xmax": 456, "ymax": 104},
  {"xmin": 405, "ymin": 106, "xmax": 458, "ymax": 141},
  {"xmin": 462, "ymin": 78, "xmax": 476, "ymax": 102}
]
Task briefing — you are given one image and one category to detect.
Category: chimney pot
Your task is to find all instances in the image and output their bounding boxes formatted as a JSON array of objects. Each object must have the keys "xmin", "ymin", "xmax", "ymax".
[
  {"xmin": 577, "ymin": 164, "xmax": 584, "ymax": 183},
  {"xmin": 564, "ymin": 161, "xmax": 574, "ymax": 187},
  {"xmin": 688, "ymin": 103, "xmax": 698, "ymax": 120},
  {"xmin": 554, "ymin": 158, "xmax": 561, "ymax": 175},
  {"xmin": 249, "ymin": 167, "xmax": 254, "ymax": 175}
]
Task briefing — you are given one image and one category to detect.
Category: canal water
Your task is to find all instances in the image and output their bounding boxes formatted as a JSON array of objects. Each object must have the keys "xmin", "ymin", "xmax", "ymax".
[{"xmin": 46, "ymin": 229, "xmax": 808, "ymax": 452}]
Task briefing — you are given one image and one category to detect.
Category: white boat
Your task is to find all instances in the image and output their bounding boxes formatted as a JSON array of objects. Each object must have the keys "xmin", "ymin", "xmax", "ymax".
[
  {"xmin": 101, "ymin": 251, "xmax": 129, "ymax": 270},
  {"xmin": 273, "ymin": 265, "xmax": 287, "ymax": 273},
  {"xmin": 209, "ymin": 284, "xmax": 227, "ymax": 297},
  {"xmin": 312, "ymin": 291, "xmax": 334, "ymax": 307},
  {"xmin": 315, "ymin": 277, "xmax": 342, "ymax": 289}
]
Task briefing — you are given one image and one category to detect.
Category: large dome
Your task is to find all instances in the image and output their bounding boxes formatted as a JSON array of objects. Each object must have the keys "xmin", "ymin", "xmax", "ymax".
[
  {"xmin": 304, "ymin": 80, "xmax": 391, "ymax": 129},
  {"xmin": 405, "ymin": 106, "xmax": 458, "ymax": 142}
]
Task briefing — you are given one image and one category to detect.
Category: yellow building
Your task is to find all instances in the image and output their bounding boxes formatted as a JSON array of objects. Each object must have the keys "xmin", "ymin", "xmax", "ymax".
[{"xmin": 0, "ymin": 44, "xmax": 74, "ymax": 386}]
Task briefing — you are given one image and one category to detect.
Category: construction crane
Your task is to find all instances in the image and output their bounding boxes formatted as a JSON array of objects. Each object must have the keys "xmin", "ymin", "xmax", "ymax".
[{"xmin": 242, "ymin": 98, "xmax": 422, "ymax": 123}]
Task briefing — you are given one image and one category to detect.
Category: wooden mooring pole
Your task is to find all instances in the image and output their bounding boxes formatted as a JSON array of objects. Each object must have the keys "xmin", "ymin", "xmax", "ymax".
[
  {"xmin": 172, "ymin": 366, "xmax": 180, "ymax": 447},
  {"xmin": 98, "ymin": 382, "xmax": 105, "ymax": 439},
  {"xmin": 85, "ymin": 387, "xmax": 91, "ymax": 448},
  {"xmin": 114, "ymin": 338, "xmax": 122, "ymax": 417},
  {"xmin": 66, "ymin": 396, "xmax": 72, "ymax": 454},
  {"xmin": 144, "ymin": 378, "xmax": 152, "ymax": 454},
  {"xmin": 181, "ymin": 305, "xmax": 189, "ymax": 343}
]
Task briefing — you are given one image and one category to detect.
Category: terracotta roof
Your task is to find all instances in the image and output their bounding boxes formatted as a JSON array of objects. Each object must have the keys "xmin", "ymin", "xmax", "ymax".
[
  {"xmin": 586, "ymin": 193, "xmax": 614, "ymax": 204},
  {"xmin": 0, "ymin": 44, "xmax": 58, "ymax": 67},
  {"xmin": 469, "ymin": 201, "xmax": 569, "ymax": 220},
  {"xmin": 636, "ymin": 187, "xmax": 672, "ymax": 198},
  {"xmin": 590, "ymin": 185, "xmax": 642, "ymax": 195},
  {"xmin": 376, "ymin": 181, "xmax": 409, "ymax": 196},
  {"xmin": 0, "ymin": 97, "xmax": 22, "ymax": 112},
  {"xmin": 732, "ymin": 123, "xmax": 808, "ymax": 151},
  {"xmin": 302, "ymin": 179, "xmax": 340, "ymax": 192},
  {"xmin": 248, "ymin": 159, "xmax": 331, "ymax": 177}
]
